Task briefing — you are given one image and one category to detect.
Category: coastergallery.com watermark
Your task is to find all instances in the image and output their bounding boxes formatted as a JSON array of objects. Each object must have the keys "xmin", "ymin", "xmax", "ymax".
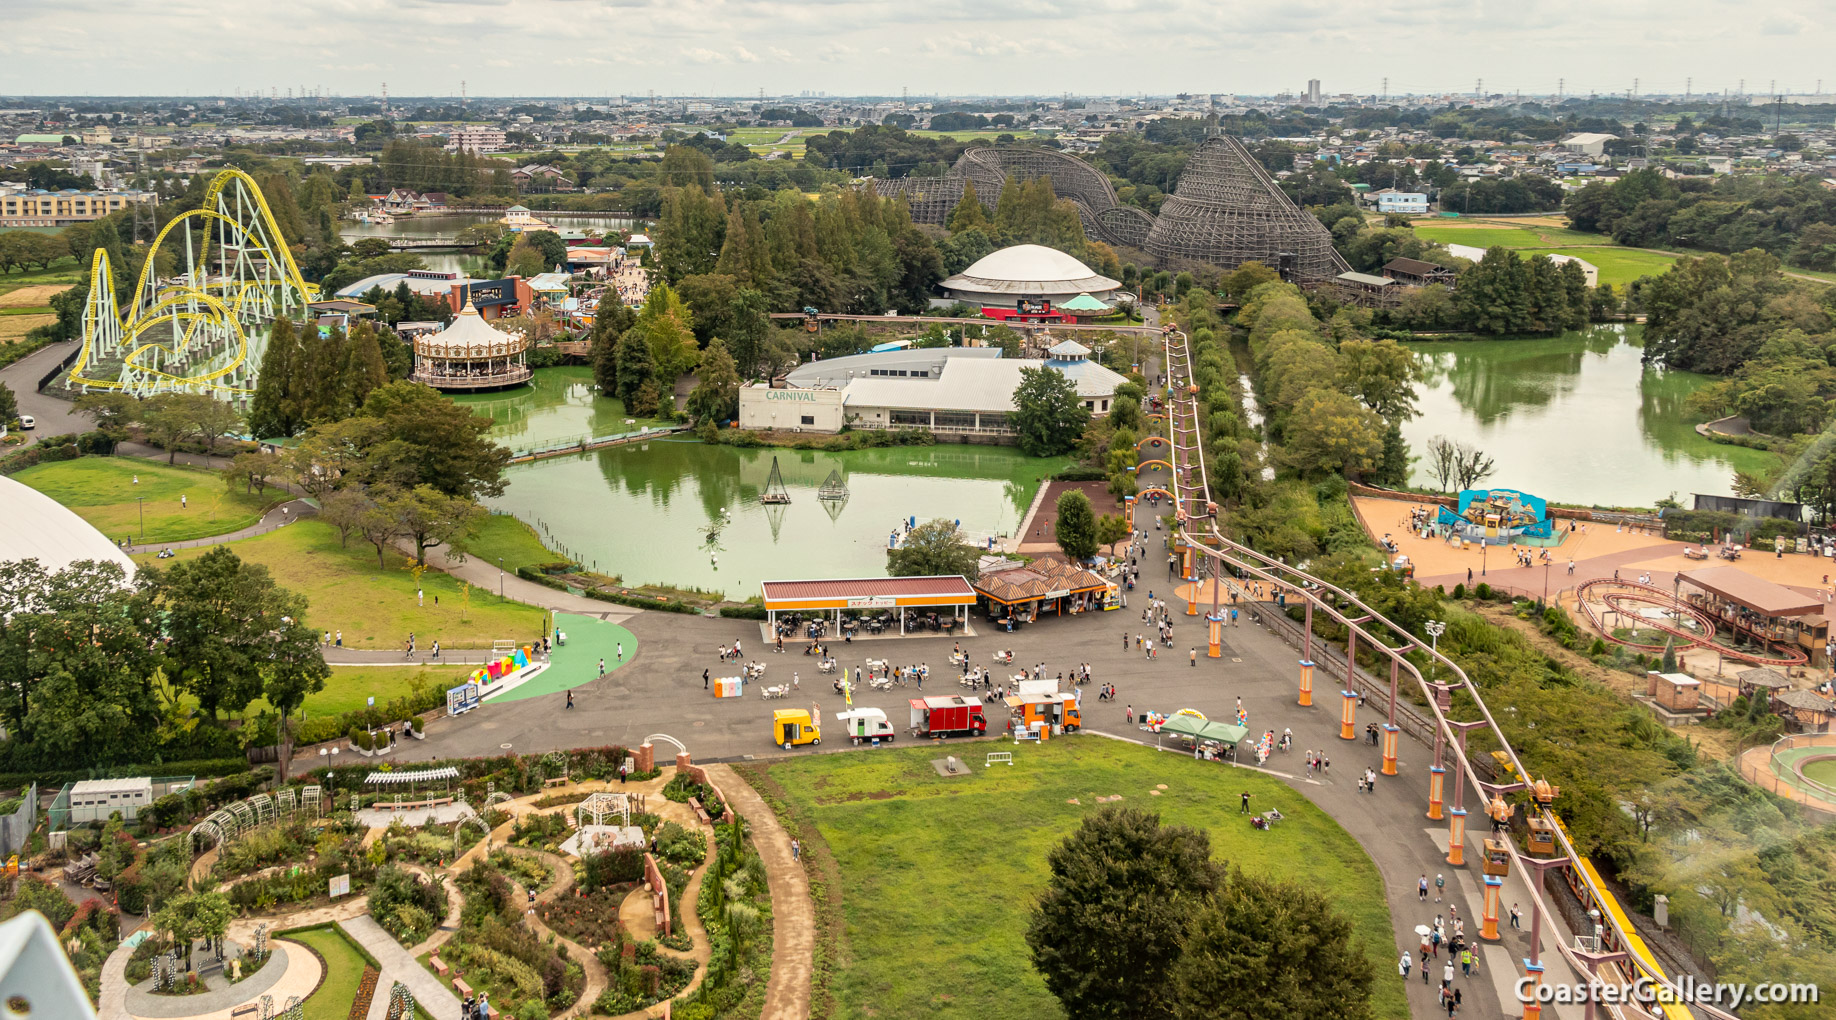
[{"xmin": 1516, "ymin": 976, "xmax": 1822, "ymax": 1008}]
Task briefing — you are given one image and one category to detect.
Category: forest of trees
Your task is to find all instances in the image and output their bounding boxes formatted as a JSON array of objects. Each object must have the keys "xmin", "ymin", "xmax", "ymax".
[{"xmin": 1566, "ymin": 168, "xmax": 1836, "ymax": 268}]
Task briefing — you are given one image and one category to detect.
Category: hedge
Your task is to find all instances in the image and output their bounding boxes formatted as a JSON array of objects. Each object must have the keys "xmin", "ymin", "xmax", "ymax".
[
  {"xmin": 0, "ymin": 757, "xmax": 250, "ymax": 793},
  {"xmin": 1052, "ymin": 466, "xmax": 1108, "ymax": 482},
  {"xmin": 516, "ymin": 566, "xmax": 705, "ymax": 615},
  {"xmin": 717, "ymin": 604, "xmax": 768, "ymax": 620}
]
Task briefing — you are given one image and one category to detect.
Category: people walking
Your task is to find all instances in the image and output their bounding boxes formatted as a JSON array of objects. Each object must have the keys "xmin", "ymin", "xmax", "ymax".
[
  {"xmin": 566, "ymin": 690, "xmax": 574, "ymax": 709},
  {"xmin": 703, "ymin": 668, "xmax": 710, "ymax": 691},
  {"xmin": 598, "ymin": 657, "xmax": 606, "ymax": 676},
  {"xmin": 1399, "ymin": 951, "xmax": 1412, "ymax": 980},
  {"xmin": 1419, "ymin": 875, "xmax": 1429, "ymax": 901},
  {"xmin": 1435, "ymin": 873, "xmax": 1445, "ymax": 902}
]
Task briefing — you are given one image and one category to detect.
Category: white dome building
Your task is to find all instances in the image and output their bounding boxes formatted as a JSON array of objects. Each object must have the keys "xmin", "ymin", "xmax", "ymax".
[
  {"xmin": 410, "ymin": 300, "xmax": 531, "ymax": 391},
  {"xmin": 0, "ymin": 475, "xmax": 136, "ymax": 579},
  {"xmin": 938, "ymin": 244, "xmax": 1122, "ymax": 319}
]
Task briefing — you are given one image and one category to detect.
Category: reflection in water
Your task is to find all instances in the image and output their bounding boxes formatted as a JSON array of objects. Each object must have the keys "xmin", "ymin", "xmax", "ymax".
[{"xmin": 1402, "ymin": 327, "xmax": 1777, "ymax": 507}]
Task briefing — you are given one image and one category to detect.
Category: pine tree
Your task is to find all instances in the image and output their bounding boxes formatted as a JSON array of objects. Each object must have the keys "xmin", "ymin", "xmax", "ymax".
[
  {"xmin": 248, "ymin": 317, "xmax": 300, "ymax": 438},
  {"xmin": 342, "ymin": 323, "xmax": 390, "ymax": 414},
  {"xmin": 615, "ymin": 328, "xmax": 655, "ymax": 409},
  {"xmin": 686, "ymin": 338, "xmax": 741, "ymax": 424},
  {"xmin": 947, "ymin": 180, "xmax": 990, "ymax": 233},
  {"xmin": 589, "ymin": 297, "xmax": 637, "ymax": 394},
  {"xmin": 1526, "ymin": 255, "xmax": 1567, "ymax": 334},
  {"xmin": 1559, "ymin": 258, "xmax": 1592, "ymax": 329}
]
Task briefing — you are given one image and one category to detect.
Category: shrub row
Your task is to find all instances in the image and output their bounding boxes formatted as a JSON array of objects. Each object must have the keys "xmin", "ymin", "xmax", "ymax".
[{"xmin": 515, "ymin": 566, "xmax": 704, "ymax": 615}]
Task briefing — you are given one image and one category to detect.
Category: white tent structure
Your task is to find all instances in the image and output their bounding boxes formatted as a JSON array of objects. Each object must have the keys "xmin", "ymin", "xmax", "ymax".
[{"xmin": 0, "ymin": 475, "xmax": 136, "ymax": 578}]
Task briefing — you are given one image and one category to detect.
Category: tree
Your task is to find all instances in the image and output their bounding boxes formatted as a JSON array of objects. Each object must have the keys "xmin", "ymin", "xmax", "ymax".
[
  {"xmin": 589, "ymin": 296, "xmax": 638, "ymax": 395},
  {"xmin": 1452, "ymin": 442, "xmax": 1496, "ymax": 491},
  {"xmin": 73, "ymin": 391, "xmax": 138, "ymax": 449},
  {"xmin": 1425, "ymin": 435, "xmax": 1459, "ymax": 492},
  {"xmin": 1055, "ymin": 489, "xmax": 1098, "ymax": 560},
  {"xmin": 247, "ymin": 316, "xmax": 304, "ymax": 439},
  {"xmin": 614, "ymin": 329, "xmax": 657, "ymax": 414},
  {"xmin": 1095, "ymin": 513, "xmax": 1130, "ymax": 550},
  {"xmin": 180, "ymin": 394, "xmax": 244, "ymax": 456},
  {"xmin": 357, "ymin": 381, "xmax": 510, "ymax": 500},
  {"xmin": 1336, "ymin": 338, "xmax": 1419, "ymax": 420},
  {"xmin": 1278, "ymin": 389, "xmax": 1384, "ymax": 479},
  {"xmin": 140, "ymin": 394, "xmax": 195, "ymax": 463},
  {"xmin": 505, "ymin": 234, "xmax": 545, "ymax": 279},
  {"xmin": 686, "ymin": 338, "xmax": 741, "ymax": 424},
  {"xmin": 947, "ymin": 181, "xmax": 990, "ymax": 233},
  {"xmin": 224, "ymin": 451, "xmax": 275, "ymax": 495},
  {"xmin": 886, "ymin": 519, "xmax": 983, "ymax": 579},
  {"xmin": 522, "ymin": 230, "xmax": 569, "ymax": 272},
  {"xmin": 1454, "ymin": 247, "xmax": 1530, "ymax": 335},
  {"xmin": 1168, "ymin": 870, "xmax": 1375, "ymax": 1020},
  {"xmin": 1026, "ymin": 806, "xmax": 1222, "ymax": 1020},
  {"xmin": 1012, "ymin": 367, "xmax": 1091, "ymax": 457},
  {"xmin": 387, "ymin": 483, "xmax": 486, "ymax": 566},
  {"xmin": 0, "ymin": 382, "xmax": 15, "ymax": 426},
  {"xmin": 139, "ymin": 547, "xmax": 324, "ymax": 723}
]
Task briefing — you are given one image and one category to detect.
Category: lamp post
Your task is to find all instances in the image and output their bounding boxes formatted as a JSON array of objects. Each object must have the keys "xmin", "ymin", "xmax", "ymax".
[
  {"xmin": 1543, "ymin": 559, "xmax": 1551, "ymax": 607},
  {"xmin": 136, "ymin": 495, "xmax": 145, "ymax": 541},
  {"xmin": 1481, "ymin": 539, "xmax": 1487, "ymax": 576},
  {"xmin": 498, "ymin": 558, "xmax": 504, "ymax": 600},
  {"xmin": 1424, "ymin": 620, "xmax": 1447, "ymax": 684}
]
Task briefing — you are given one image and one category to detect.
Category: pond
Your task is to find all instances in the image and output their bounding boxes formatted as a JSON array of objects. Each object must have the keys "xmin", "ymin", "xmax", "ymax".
[
  {"xmin": 461, "ymin": 370, "xmax": 1067, "ymax": 594},
  {"xmin": 1400, "ymin": 326, "xmax": 1777, "ymax": 509}
]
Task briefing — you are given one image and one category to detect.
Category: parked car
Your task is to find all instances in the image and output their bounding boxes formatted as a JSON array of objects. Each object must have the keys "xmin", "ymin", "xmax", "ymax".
[{"xmin": 17, "ymin": 415, "xmax": 33, "ymax": 430}]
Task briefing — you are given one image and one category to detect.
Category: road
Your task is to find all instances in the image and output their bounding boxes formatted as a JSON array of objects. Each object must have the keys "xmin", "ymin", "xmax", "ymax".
[{"xmin": 0, "ymin": 339, "xmax": 84, "ymax": 443}]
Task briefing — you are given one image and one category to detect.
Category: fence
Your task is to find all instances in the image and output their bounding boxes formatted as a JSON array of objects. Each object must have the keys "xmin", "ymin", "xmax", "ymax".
[
  {"xmin": 0, "ymin": 784, "xmax": 35, "ymax": 858},
  {"xmin": 1736, "ymin": 731, "xmax": 1836, "ymax": 817},
  {"xmin": 1253, "ymin": 604, "xmax": 1440, "ymax": 749},
  {"xmin": 507, "ymin": 424, "xmax": 689, "ymax": 462},
  {"xmin": 34, "ymin": 343, "xmax": 80, "ymax": 393}
]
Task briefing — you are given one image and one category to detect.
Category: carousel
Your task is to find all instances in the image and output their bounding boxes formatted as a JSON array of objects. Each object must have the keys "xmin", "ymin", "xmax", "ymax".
[{"xmin": 409, "ymin": 299, "xmax": 531, "ymax": 391}]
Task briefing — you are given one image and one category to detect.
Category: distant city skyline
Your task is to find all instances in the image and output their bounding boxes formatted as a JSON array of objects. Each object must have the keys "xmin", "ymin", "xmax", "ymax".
[{"xmin": 0, "ymin": 0, "xmax": 1831, "ymax": 100}]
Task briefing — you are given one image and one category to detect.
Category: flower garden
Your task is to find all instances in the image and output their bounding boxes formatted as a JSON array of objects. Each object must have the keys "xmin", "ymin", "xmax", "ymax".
[{"xmin": 0, "ymin": 744, "xmax": 788, "ymax": 1020}]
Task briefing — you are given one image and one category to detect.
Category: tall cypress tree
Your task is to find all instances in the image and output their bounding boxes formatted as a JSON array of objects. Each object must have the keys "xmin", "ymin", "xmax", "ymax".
[
  {"xmin": 589, "ymin": 297, "xmax": 637, "ymax": 394},
  {"xmin": 248, "ymin": 316, "xmax": 300, "ymax": 438},
  {"xmin": 948, "ymin": 180, "xmax": 990, "ymax": 233},
  {"xmin": 342, "ymin": 322, "xmax": 389, "ymax": 414}
]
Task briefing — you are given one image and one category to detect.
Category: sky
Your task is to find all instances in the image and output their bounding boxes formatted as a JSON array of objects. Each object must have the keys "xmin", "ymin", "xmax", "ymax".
[{"xmin": 1, "ymin": 0, "xmax": 1832, "ymax": 100}]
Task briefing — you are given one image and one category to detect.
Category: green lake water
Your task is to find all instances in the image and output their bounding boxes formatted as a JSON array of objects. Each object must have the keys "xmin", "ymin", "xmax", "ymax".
[
  {"xmin": 1400, "ymin": 326, "xmax": 1776, "ymax": 508},
  {"xmin": 459, "ymin": 369, "xmax": 1066, "ymax": 594}
]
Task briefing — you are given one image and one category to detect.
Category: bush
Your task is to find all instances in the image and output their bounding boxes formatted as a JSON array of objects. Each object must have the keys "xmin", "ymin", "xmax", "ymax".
[
  {"xmin": 717, "ymin": 603, "xmax": 768, "ymax": 620},
  {"xmin": 1052, "ymin": 466, "xmax": 1108, "ymax": 482},
  {"xmin": 653, "ymin": 822, "xmax": 707, "ymax": 867},
  {"xmin": 1451, "ymin": 583, "xmax": 1466, "ymax": 600},
  {"xmin": 1474, "ymin": 582, "xmax": 1492, "ymax": 600}
]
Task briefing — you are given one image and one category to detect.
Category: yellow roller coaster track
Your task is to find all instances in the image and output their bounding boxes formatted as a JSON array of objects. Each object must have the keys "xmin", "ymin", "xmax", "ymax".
[{"xmin": 70, "ymin": 168, "xmax": 319, "ymax": 396}]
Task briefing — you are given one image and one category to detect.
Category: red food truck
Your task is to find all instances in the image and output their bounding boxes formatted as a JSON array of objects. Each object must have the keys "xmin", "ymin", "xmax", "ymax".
[{"xmin": 908, "ymin": 696, "xmax": 988, "ymax": 739}]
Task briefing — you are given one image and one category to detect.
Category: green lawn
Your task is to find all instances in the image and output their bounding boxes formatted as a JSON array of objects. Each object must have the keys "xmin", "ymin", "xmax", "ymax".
[
  {"xmin": 464, "ymin": 514, "xmax": 563, "ymax": 574},
  {"xmin": 0, "ymin": 256, "xmax": 84, "ymax": 302},
  {"xmin": 133, "ymin": 519, "xmax": 549, "ymax": 650},
  {"xmin": 1517, "ymin": 247, "xmax": 1679, "ymax": 286},
  {"xmin": 1410, "ymin": 223, "xmax": 1616, "ymax": 250},
  {"xmin": 281, "ymin": 926, "xmax": 370, "ymax": 1020},
  {"xmin": 14, "ymin": 457, "xmax": 275, "ymax": 544},
  {"xmin": 761, "ymin": 738, "xmax": 1407, "ymax": 1020},
  {"xmin": 303, "ymin": 666, "xmax": 458, "ymax": 716}
]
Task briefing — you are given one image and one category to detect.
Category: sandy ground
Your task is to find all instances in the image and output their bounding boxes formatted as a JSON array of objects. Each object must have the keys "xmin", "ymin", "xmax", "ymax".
[
  {"xmin": 0, "ymin": 314, "xmax": 54, "ymax": 342},
  {"xmin": 1356, "ymin": 493, "xmax": 1836, "ymax": 602},
  {"xmin": 0, "ymin": 284, "xmax": 67, "ymax": 308}
]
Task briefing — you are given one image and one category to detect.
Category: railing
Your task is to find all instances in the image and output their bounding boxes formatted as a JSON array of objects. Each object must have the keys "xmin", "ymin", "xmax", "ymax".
[
  {"xmin": 412, "ymin": 366, "xmax": 532, "ymax": 389},
  {"xmin": 1149, "ymin": 324, "xmax": 1732, "ymax": 1020},
  {"xmin": 1737, "ymin": 731, "xmax": 1836, "ymax": 812},
  {"xmin": 507, "ymin": 424, "xmax": 689, "ymax": 462}
]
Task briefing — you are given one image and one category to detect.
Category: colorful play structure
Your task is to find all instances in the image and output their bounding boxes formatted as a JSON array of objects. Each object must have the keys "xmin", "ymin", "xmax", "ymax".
[
  {"xmin": 445, "ymin": 643, "xmax": 547, "ymax": 714},
  {"xmin": 1434, "ymin": 487, "xmax": 1554, "ymax": 544}
]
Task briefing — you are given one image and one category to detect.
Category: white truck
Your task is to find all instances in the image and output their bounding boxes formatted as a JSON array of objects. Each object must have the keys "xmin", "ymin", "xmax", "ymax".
[{"xmin": 834, "ymin": 707, "xmax": 897, "ymax": 745}]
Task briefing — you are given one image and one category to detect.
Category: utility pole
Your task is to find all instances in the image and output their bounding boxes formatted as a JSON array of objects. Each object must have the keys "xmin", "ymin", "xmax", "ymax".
[
  {"xmin": 1381, "ymin": 76, "xmax": 1388, "ymax": 103},
  {"xmin": 1685, "ymin": 77, "xmax": 1691, "ymax": 100},
  {"xmin": 1557, "ymin": 78, "xmax": 1564, "ymax": 102},
  {"xmin": 1475, "ymin": 78, "xmax": 1482, "ymax": 100},
  {"xmin": 461, "ymin": 80, "xmax": 467, "ymax": 107}
]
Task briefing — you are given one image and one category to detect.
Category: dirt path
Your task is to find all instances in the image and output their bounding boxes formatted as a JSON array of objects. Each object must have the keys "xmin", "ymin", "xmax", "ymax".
[
  {"xmin": 703, "ymin": 763, "xmax": 812, "ymax": 1020},
  {"xmin": 504, "ymin": 853, "xmax": 607, "ymax": 1020}
]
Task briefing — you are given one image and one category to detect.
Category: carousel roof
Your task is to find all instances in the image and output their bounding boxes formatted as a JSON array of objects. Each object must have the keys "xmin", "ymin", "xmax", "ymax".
[{"xmin": 423, "ymin": 301, "xmax": 526, "ymax": 356}]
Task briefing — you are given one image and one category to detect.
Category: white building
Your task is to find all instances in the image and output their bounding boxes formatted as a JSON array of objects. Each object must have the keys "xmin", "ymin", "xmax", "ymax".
[
  {"xmin": 67, "ymin": 778, "xmax": 152, "ymax": 823},
  {"xmin": 1559, "ymin": 132, "xmax": 1618, "ymax": 157},
  {"xmin": 447, "ymin": 126, "xmax": 507, "ymax": 154},
  {"xmin": 1376, "ymin": 191, "xmax": 1429, "ymax": 214},
  {"xmin": 0, "ymin": 475, "xmax": 137, "ymax": 577},
  {"xmin": 741, "ymin": 342, "xmax": 1128, "ymax": 438},
  {"xmin": 937, "ymin": 244, "xmax": 1122, "ymax": 312}
]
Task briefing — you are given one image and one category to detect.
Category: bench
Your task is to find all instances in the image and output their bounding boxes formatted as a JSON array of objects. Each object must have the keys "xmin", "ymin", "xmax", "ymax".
[
  {"xmin": 543, "ymin": 776, "xmax": 569, "ymax": 787},
  {"xmin": 453, "ymin": 978, "xmax": 473, "ymax": 998},
  {"xmin": 692, "ymin": 803, "xmax": 711, "ymax": 826},
  {"xmin": 231, "ymin": 1006, "xmax": 258, "ymax": 1018},
  {"xmin": 430, "ymin": 956, "xmax": 449, "ymax": 977}
]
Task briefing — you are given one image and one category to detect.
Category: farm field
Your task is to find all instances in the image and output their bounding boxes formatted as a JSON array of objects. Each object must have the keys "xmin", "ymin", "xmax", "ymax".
[
  {"xmin": 1410, "ymin": 221, "xmax": 1614, "ymax": 248},
  {"xmin": 750, "ymin": 737, "xmax": 1407, "ymax": 1020},
  {"xmin": 132, "ymin": 518, "xmax": 549, "ymax": 650},
  {"xmin": 14, "ymin": 457, "xmax": 275, "ymax": 544}
]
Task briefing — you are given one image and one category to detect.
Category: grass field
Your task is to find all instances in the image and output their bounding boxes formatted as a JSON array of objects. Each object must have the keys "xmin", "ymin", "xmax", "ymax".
[
  {"xmin": 464, "ymin": 513, "xmax": 562, "ymax": 574},
  {"xmin": 281, "ymin": 927, "xmax": 369, "ymax": 1020},
  {"xmin": 1517, "ymin": 247, "xmax": 1679, "ymax": 286},
  {"xmin": 1802, "ymin": 757, "xmax": 1836, "ymax": 789},
  {"xmin": 133, "ymin": 519, "xmax": 549, "ymax": 650},
  {"xmin": 1410, "ymin": 222, "xmax": 1614, "ymax": 249},
  {"xmin": 14, "ymin": 457, "xmax": 275, "ymax": 544},
  {"xmin": 758, "ymin": 738, "xmax": 1407, "ymax": 1020},
  {"xmin": 0, "ymin": 314, "xmax": 52, "ymax": 343}
]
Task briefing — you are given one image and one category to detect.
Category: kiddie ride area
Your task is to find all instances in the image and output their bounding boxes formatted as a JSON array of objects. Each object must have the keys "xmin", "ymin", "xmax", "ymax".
[
  {"xmin": 1434, "ymin": 487, "xmax": 1555, "ymax": 546},
  {"xmin": 1573, "ymin": 577, "xmax": 1808, "ymax": 667},
  {"xmin": 446, "ymin": 642, "xmax": 550, "ymax": 715}
]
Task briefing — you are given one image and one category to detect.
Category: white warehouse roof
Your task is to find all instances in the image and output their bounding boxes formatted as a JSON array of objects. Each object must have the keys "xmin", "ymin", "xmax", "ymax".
[{"xmin": 0, "ymin": 475, "xmax": 137, "ymax": 579}]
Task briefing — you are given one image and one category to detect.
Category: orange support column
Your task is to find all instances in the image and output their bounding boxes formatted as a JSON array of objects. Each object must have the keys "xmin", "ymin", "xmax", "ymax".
[
  {"xmin": 1338, "ymin": 690, "xmax": 1357, "ymax": 740},
  {"xmin": 1480, "ymin": 875, "xmax": 1503, "ymax": 941},
  {"xmin": 1124, "ymin": 496, "xmax": 1134, "ymax": 532},
  {"xmin": 1380, "ymin": 723, "xmax": 1399, "ymax": 776},
  {"xmin": 1207, "ymin": 613, "xmax": 1222, "ymax": 658},
  {"xmin": 1427, "ymin": 766, "xmax": 1445, "ymax": 820},
  {"xmin": 1521, "ymin": 962, "xmax": 1546, "ymax": 1020},
  {"xmin": 1446, "ymin": 807, "xmax": 1467, "ymax": 867},
  {"xmin": 1298, "ymin": 660, "xmax": 1314, "ymax": 707}
]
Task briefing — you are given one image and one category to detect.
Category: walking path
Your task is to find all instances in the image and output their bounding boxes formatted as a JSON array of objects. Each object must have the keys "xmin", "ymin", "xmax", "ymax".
[
  {"xmin": 339, "ymin": 915, "xmax": 463, "ymax": 1020},
  {"xmin": 124, "ymin": 499, "xmax": 315, "ymax": 555},
  {"xmin": 705, "ymin": 763, "xmax": 813, "ymax": 1020},
  {"xmin": 122, "ymin": 945, "xmax": 320, "ymax": 1020},
  {"xmin": 502, "ymin": 856, "xmax": 608, "ymax": 1020}
]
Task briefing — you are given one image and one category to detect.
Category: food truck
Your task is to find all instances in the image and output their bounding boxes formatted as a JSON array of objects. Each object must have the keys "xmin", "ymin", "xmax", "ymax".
[
  {"xmin": 773, "ymin": 708, "xmax": 821, "ymax": 750},
  {"xmin": 908, "ymin": 696, "xmax": 988, "ymax": 739},
  {"xmin": 834, "ymin": 707, "xmax": 897, "ymax": 744},
  {"xmin": 1007, "ymin": 692, "xmax": 1082, "ymax": 736}
]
